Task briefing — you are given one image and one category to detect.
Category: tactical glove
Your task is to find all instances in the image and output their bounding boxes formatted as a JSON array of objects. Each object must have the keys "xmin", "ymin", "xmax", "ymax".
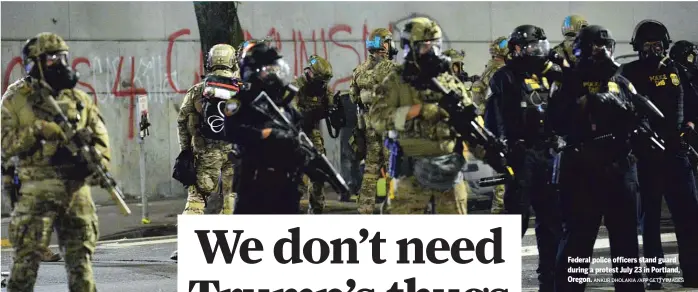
[
  {"xmin": 34, "ymin": 120, "xmax": 66, "ymax": 141},
  {"xmin": 419, "ymin": 103, "xmax": 449, "ymax": 122},
  {"xmin": 266, "ymin": 127, "xmax": 300, "ymax": 151}
]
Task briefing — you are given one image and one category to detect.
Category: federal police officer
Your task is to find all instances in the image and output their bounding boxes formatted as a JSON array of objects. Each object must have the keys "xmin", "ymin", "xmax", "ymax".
[
  {"xmin": 484, "ymin": 24, "xmax": 563, "ymax": 292},
  {"xmin": 222, "ymin": 43, "xmax": 305, "ymax": 214},
  {"xmin": 621, "ymin": 20, "xmax": 698, "ymax": 289}
]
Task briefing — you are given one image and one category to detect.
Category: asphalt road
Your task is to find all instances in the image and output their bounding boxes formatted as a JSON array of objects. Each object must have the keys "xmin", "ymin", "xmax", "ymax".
[{"xmin": 1, "ymin": 223, "xmax": 690, "ymax": 292}]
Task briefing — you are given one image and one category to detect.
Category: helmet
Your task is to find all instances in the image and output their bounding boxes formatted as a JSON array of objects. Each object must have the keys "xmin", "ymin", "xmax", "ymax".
[
  {"xmin": 400, "ymin": 17, "xmax": 443, "ymax": 61},
  {"xmin": 367, "ymin": 28, "xmax": 398, "ymax": 59},
  {"xmin": 237, "ymin": 37, "xmax": 273, "ymax": 65},
  {"xmin": 21, "ymin": 32, "xmax": 78, "ymax": 91},
  {"xmin": 572, "ymin": 25, "xmax": 616, "ymax": 64},
  {"xmin": 508, "ymin": 25, "xmax": 550, "ymax": 59},
  {"xmin": 443, "ymin": 48, "xmax": 465, "ymax": 63},
  {"xmin": 489, "ymin": 36, "xmax": 509, "ymax": 58},
  {"xmin": 206, "ymin": 44, "xmax": 236, "ymax": 72},
  {"xmin": 238, "ymin": 42, "xmax": 292, "ymax": 101},
  {"xmin": 670, "ymin": 40, "xmax": 698, "ymax": 69},
  {"xmin": 443, "ymin": 48, "xmax": 466, "ymax": 76},
  {"xmin": 304, "ymin": 54, "xmax": 333, "ymax": 81},
  {"xmin": 561, "ymin": 15, "xmax": 588, "ymax": 37},
  {"xmin": 630, "ymin": 19, "xmax": 672, "ymax": 54},
  {"xmin": 22, "ymin": 32, "xmax": 70, "ymax": 75}
]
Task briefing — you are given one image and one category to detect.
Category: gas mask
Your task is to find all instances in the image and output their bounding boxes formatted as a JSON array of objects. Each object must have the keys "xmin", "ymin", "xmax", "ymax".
[
  {"xmin": 640, "ymin": 41, "xmax": 665, "ymax": 61},
  {"xmin": 39, "ymin": 51, "xmax": 79, "ymax": 92},
  {"xmin": 303, "ymin": 67, "xmax": 328, "ymax": 97},
  {"xmin": 401, "ymin": 39, "xmax": 450, "ymax": 86},
  {"xmin": 242, "ymin": 58, "xmax": 292, "ymax": 105},
  {"xmin": 576, "ymin": 42, "xmax": 617, "ymax": 79}
]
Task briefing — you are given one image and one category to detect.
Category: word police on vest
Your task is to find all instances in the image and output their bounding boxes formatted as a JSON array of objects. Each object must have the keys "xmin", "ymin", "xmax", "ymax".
[{"xmin": 195, "ymin": 227, "xmax": 505, "ymax": 265}]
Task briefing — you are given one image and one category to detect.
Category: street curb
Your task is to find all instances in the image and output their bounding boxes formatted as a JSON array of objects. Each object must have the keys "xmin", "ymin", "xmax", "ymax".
[{"xmin": 98, "ymin": 224, "xmax": 177, "ymax": 241}]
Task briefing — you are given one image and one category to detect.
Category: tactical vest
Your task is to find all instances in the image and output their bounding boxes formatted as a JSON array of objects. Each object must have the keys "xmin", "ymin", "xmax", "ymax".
[
  {"xmin": 199, "ymin": 75, "xmax": 241, "ymax": 140},
  {"xmin": 519, "ymin": 74, "xmax": 550, "ymax": 138}
]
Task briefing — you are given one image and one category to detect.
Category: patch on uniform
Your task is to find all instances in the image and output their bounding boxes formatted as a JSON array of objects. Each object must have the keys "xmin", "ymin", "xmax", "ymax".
[
  {"xmin": 607, "ymin": 82, "xmax": 620, "ymax": 93},
  {"xmin": 224, "ymin": 98, "xmax": 241, "ymax": 116},
  {"xmin": 670, "ymin": 73, "xmax": 680, "ymax": 86},
  {"xmin": 688, "ymin": 54, "xmax": 695, "ymax": 64}
]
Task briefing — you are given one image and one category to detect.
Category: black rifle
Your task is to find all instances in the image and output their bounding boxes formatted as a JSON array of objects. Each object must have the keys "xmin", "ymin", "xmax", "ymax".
[
  {"xmin": 324, "ymin": 91, "xmax": 347, "ymax": 138},
  {"xmin": 249, "ymin": 88, "xmax": 350, "ymax": 196},
  {"xmin": 547, "ymin": 92, "xmax": 668, "ymax": 186},
  {"xmin": 430, "ymin": 77, "xmax": 515, "ymax": 187},
  {"xmin": 38, "ymin": 85, "xmax": 131, "ymax": 215}
]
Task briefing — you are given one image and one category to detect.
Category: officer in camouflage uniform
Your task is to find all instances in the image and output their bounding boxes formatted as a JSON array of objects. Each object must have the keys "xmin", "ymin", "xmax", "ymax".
[
  {"xmin": 350, "ymin": 28, "xmax": 399, "ymax": 214},
  {"xmin": 292, "ymin": 55, "xmax": 334, "ymax": 214},
  {"xmin": 551, "ymin": 15, "xmax": 588, "ymax": 67},
  {"xmin": 171, "ymin": 44, "xmax": 238, "ymax": 260},
  {"xmin": 470, "ymin": 37, "xmax": 509, "ymax": 214},
  {"xmin": 369, "ymin": 17, "xmax": 475, "ymax": 214},
  {"xmin": 2, "ymin": 32, "xmax": 111, "ymax": 292},
  {"xmin": 443, "ymin": 48, "xmax": 480, "ymax": 84}
]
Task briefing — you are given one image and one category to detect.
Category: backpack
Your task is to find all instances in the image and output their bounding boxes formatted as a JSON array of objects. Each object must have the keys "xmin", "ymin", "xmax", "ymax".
[{"xmin": 199, "ymin": 75, "xmax": 241, "ymax": 140}]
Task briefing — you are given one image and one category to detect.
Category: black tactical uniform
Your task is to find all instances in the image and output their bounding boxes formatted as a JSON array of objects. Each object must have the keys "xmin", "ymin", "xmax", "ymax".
[
  {"xmin": 670, "ymin": 40, "xmax": 698, "ymax": 131},
  {"xmin": 621, "ymin": 20, "xmax": 698, "ymax": 289},
  {"xmin": 547, "ymin": 25, "xmax": 645, "ymax": 292},
  {"xmin": 670, "ymin": 40, "xmax": 698, "ymax": 186},
  {"xmin": 483, "ymin": 24, "xmax": 562, "ymax": 292},
  {"xmin": 222, "ymin": 43, "xmax": 305, "ymax": 214}
]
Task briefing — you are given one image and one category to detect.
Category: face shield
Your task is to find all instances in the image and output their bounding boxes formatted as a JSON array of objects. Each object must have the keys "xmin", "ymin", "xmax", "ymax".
[{"xmin": 514, "ymin": 40, "xmax": 550, "ymax": 58}]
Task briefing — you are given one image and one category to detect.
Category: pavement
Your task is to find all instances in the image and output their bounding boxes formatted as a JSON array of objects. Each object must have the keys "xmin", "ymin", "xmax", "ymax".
[{"xmin": 0, "ymin": 224, "xmax": 690, "ymax": 291}]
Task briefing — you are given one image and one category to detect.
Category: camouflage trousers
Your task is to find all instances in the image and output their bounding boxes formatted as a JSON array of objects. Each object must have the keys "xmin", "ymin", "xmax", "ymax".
[
  {"xmin": 357, "ymin": 128, "xmax": 389, "ymax": 214},
  {"xmin": 183, "ymin": 144, "xmax": 236, "ymax": 215},
  {"xmin": 388, "ymin": 176, "xmax": 469, "ymax": 214},
  {"xmin": 8, "ymin": 179, "xmax": 98, "ymax": 292},
  {"xmin": 299, "ymin": 129, "xmax": 326, "ymax": 213},
  {"xmin": 490, "ymin": 185, "xmax": 506, "ymax": 214}
]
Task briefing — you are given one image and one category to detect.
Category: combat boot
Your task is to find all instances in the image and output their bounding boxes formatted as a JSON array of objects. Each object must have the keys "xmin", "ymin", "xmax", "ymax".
[
  {"xmin": 41, "ymin": 249, "xmax": 61, "ymax": 262},
  {"xmin": 170, "ymin": 250, "xmax": 178, "ymax": 261}
]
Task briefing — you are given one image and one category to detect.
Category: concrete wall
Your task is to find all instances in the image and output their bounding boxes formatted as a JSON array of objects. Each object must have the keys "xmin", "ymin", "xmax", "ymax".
[{"xmin": 2, "ymin": 1, "xmax": 697, "ymax": 203}]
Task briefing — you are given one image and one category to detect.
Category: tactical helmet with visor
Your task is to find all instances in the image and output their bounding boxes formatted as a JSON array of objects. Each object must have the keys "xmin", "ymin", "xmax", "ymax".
[
  {"xmin": 631, "ymin": 20, "xmax": 672, "ymax": 59},
  {"xmin": 573, "ymin": 25, "xmax": 616, "ymax": 66},
  {"xmin": 400, "ymin": 17, "xmax": 443, "ymax": 62},
  {"xmin": 367, "ymin": 28, "xmax": 398, "ymax": 60},
  {"xmin": 22, "ymin": 32, "xmax": 78, "ymax": 92},
  {"xmin": 490, "ymin": 36, "xmax": 509, "ymax": 58},
  {"xmin": 561, "ymin": 15, "xmax": 589, "ymax": 37},
  {"xmin": 508, "ymin": 25, "xmax": 550, "ymax": 60},
  {"xmin": 670, "ymin": 40, "xmax": 698, "ymax": 70},
  {"xmin": 238, "ymin": 42, "xmax": 292, "ymax": 102}
]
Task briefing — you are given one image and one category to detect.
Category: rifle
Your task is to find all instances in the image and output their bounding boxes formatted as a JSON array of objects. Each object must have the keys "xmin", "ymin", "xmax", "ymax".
[
  {"xmin": 249, "ymin": 88, "xmax": 350, "ymax": 196},
  {"xmin": 39, "ymin": 87, "xmax": 131, "ymax": 215},
  {"xmin": 325, "ymin": 91, "xmax": 347, "ymax": 138},
  {"xmin": 430, "ymin": 77, "xmax": 515, "ymax": 186}
]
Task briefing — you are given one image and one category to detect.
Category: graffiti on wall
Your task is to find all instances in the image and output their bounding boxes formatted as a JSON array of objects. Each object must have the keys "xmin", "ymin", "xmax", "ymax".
[{"xmin": 1, "ymin": 13, "xmax": 449, "ymax": 141}]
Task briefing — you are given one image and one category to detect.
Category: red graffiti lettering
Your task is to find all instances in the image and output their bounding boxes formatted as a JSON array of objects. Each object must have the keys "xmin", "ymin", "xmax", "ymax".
[
  {"xmin": 71, "ymin": 57, "xmax": 97, "ymax": 105},
  {"xmin": 111, "ymin": 56, "xmax": 147, "ymax": 140},
  {"xmin": 2, "ymin": 57, "xmax": 23, "ymax": 94},
  {"xmin": 363, "ymin": 22, "xmax": 370, "ymax": 61},
  {"xmin": 167, "ymin": 28, "xmax": 191, "ymax": 94}
]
